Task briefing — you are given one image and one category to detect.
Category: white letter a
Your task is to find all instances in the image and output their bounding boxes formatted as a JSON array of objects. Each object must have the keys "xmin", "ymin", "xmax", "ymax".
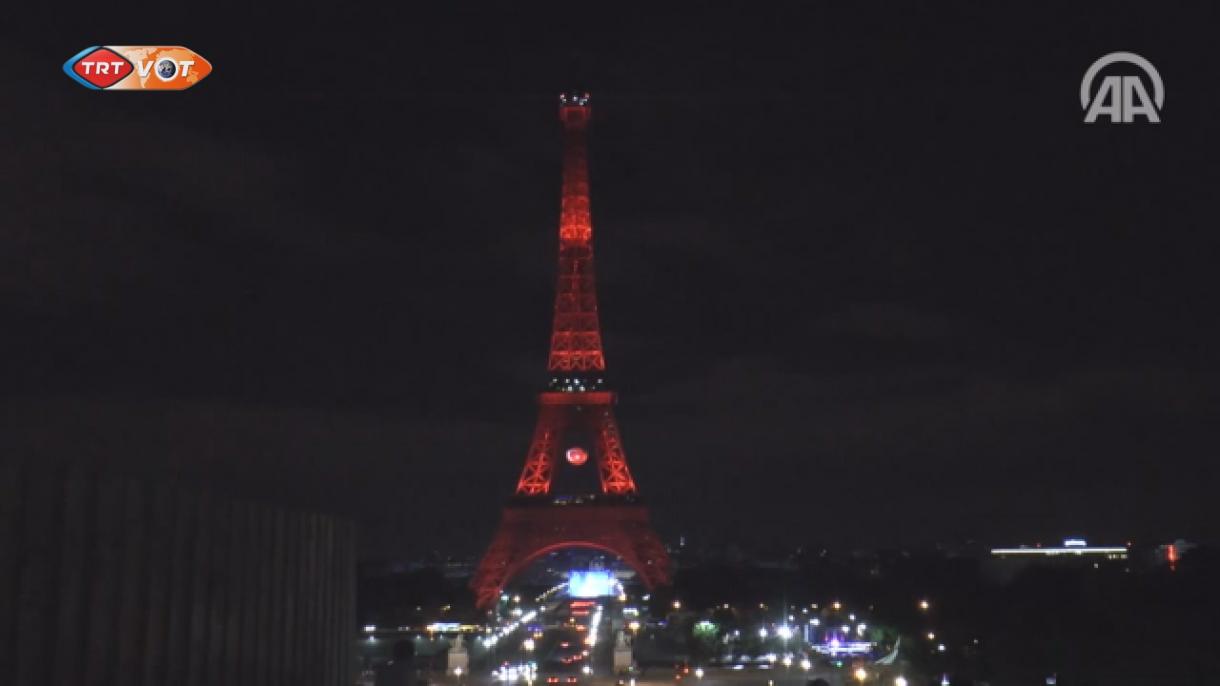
[
  {"xmin": 1122, "ymin": 76, "xmax": 1160, "ymax": 122},
  {"xmin": 1084, "ymin": 76, "xmax": 1122, "ymax": 123}
]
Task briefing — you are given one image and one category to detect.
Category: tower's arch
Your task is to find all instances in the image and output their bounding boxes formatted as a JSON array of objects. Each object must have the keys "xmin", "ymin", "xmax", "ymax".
[{"xmin": 471, "ymin": 503, "xmax": 670, "ymax": 610}]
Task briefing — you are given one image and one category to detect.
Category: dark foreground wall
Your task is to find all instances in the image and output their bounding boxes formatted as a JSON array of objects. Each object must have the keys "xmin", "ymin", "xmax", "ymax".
[{"xmin": 0, "ymin": 459, "xmax": 356, "ymax": 686}]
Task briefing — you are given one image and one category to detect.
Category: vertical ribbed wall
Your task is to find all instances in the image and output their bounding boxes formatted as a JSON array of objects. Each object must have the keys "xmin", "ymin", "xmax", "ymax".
[{"xmin": 0, "ymin": 459, "xmax": 356, "ymax": 686}]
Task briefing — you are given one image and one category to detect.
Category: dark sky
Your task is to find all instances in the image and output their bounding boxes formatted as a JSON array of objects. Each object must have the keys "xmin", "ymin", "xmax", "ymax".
[{"xmin": 3, "ymin": 2, "xmax": 1218, "ymax": 559}]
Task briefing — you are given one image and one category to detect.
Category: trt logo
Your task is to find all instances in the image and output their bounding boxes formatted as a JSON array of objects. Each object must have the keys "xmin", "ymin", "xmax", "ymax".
[
  {"xmin": 64, "ymin": 46, "xmax": 212, "ymax": 90},
  {"xmin": 1081, "ymin": 52, "xmax": 1164, "ymax": 123},
  {"xmin": 67, "ymin": 47, "xmax": 133, "ymax": 88}
]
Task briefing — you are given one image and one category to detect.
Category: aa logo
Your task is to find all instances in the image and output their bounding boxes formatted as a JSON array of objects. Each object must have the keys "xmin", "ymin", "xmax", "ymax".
[
  {"xmin": 64, "ymin": 46, "xmax": 212, "ymax": 91},
  {"xmin": 1081, "ymin": 52, "xmax": 1163, "ymax": 123}
]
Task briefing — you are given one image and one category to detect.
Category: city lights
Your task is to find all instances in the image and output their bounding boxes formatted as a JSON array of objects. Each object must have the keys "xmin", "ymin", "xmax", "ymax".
[{"xmin": 567, "ymin": 570, "xmax": 616, "ymax": 598}]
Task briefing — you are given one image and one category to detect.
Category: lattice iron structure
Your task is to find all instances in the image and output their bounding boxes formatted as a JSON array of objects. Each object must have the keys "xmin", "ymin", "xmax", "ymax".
[
  {"xmin": 548, "ymin": 92, "xmax": 604, "ymax": 374},
  {"xmin": 471, "ymin": 93, "xmax": 672, "ymax": 609}
]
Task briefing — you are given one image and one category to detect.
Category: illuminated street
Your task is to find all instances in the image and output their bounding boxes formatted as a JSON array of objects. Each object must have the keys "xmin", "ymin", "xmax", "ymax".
[{"xmin": 384, "ymin": 580, "xmax": 923, "ymax": 686}]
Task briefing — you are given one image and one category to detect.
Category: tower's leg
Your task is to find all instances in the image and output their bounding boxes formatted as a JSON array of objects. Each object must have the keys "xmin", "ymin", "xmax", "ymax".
[
  {"xmin": 515, "ymin": 407, "xmax": 562, "ymax": 496},
  {"xmin": 595, "ymin": 410, "xmax": 637, "ymax": 495}
]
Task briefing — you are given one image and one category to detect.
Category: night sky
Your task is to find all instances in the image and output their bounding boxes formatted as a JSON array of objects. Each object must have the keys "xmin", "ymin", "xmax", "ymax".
[{"xmin": 3, "ymin": 3, "xmax": 1218, "ymax": 559}]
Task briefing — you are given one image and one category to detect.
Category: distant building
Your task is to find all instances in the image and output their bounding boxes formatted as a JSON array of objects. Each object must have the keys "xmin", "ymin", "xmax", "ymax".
[
  {"xmin": 1153, "ymin": 539, "xmax": 1196, "ymax": 569},
  {"xmin": 984, "ymin": 538, "xmax": 1129, "ymax": 583},
  {"xmin": 991, "ymin": 538, "xmax": 1128, "ymax": 560}
]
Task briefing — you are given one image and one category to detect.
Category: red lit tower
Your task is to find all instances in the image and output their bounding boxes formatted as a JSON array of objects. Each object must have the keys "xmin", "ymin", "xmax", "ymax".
[{"xmin": 470, "ymin": 93, "xmax": 672, "ymax": 609}]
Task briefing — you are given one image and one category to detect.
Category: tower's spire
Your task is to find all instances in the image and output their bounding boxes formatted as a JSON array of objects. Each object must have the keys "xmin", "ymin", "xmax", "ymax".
[{"xmin": 547, "ymin": 91, "xmax": 606, "ymax": 377}]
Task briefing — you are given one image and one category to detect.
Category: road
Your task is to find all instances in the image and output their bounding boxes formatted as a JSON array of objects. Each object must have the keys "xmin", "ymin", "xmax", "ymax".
[{"xmin": 457, "ymin": 595, "xmax": 852, "ymax": 686}]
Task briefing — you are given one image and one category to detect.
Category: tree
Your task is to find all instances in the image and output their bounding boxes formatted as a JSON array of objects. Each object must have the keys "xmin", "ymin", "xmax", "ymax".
[{"xmin": 690, "ymin": 620, "xmax": 720, "ymax": 662}]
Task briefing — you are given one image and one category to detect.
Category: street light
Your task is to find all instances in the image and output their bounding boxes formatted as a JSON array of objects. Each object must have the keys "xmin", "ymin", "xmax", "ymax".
[
  {"xmin": 853, "ymin": 667, "xmax": 868, "ymax": 682},
  {"xmin": 695, "ymin": 668, "xmax": 704, "ymax": 679},
  {"xmin": 800, "ymin": 659, "xmax": 812, "ymax": 671},
  {"xmin": 894, "ymin": 677, "xmax": 907, "ymax": 686},
  {"xmin": 919, "ymin": 600, "xmax": 930, "ymax": 611}
]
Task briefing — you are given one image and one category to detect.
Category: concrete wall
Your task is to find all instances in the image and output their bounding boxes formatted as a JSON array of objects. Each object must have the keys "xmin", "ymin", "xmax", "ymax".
[{"xmin": 0, "ymin": 459, "xmax": 356, "ymax": 686}]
